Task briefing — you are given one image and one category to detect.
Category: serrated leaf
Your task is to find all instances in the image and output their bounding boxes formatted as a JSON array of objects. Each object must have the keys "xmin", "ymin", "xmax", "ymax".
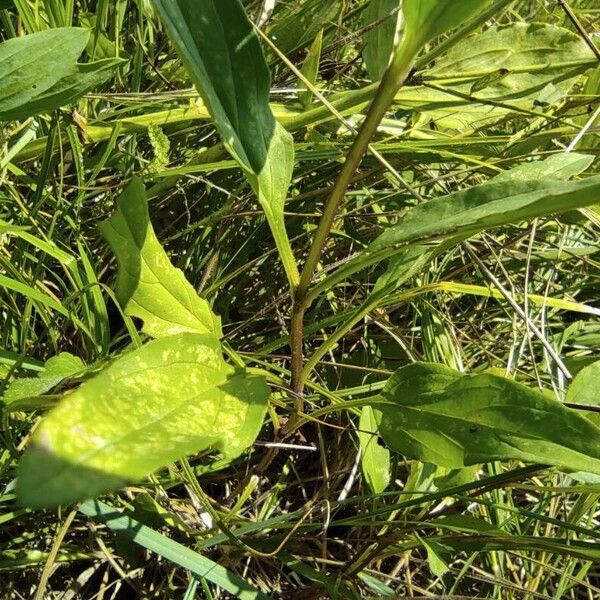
[
  {"xmin": 3, "ymin": 353, "xmax": 84, "ymax": 404},
  {"xmin": 363, "ymin": 0, "xmax": 402, "ymax": 81},
  {"xmin": 0, "ymin": 28, "xmax": 121, "ymax": 121},
  {"xmin": 370, "ymin": 164, "xmax": 600, "ymax": 252},
  {"xmin": 359, "ymin": 405, "xmax": 390, "ymax": 494},
  {"xmin": 101, "ymin": 178, "xmax": 221, "ymax": 339},
  {"xmin": 17, "ymin": 333, "xmax": 269, "ymax": 508},
  {"xmin": 374, "ymin": 363, "xmax": 600, "ymax": 474},
  {"xmin": 152, "ymin": 0, "xmax": 299, "ymax": 287}
]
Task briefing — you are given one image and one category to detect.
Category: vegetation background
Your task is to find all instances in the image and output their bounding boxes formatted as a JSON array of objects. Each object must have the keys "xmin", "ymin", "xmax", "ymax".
[{"xmin": 0, "ymin": 0, "xmax": 600, "ymax": 598}]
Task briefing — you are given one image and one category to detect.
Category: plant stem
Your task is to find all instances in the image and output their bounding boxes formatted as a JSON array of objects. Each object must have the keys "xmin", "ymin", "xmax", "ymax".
[{"xmin": 290, "ymin": 40, "xmax": 418, "ymax": 398}]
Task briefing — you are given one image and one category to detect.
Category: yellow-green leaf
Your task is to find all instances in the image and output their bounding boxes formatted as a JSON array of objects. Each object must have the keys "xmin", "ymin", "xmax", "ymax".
[
  {"xmin": 101, "ymin": 178, "xmax": 221, "ymax": 339},
  {"xmin": 17, "ymin": 333, "xmax": 269, "ymax": 508}
]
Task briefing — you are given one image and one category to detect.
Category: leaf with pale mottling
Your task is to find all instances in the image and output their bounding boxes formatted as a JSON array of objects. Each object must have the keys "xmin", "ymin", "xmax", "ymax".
[{"xmin": 17, "ymin": 333, "xmax": 269, "ymax": 507}]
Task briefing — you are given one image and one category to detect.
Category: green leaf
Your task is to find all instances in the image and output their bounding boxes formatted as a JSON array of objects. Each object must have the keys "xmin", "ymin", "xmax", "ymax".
[
  {"xmin": 266, "ymin": 0, "xmax": 340, "ymax": 55},
  {"xmin": 421, "ymin": 536, "xmax": 451, "ymax": 577},
  {"xmin": 151, "ymin": 0, "xmax": 299, "ymax": 287},
  {"xmin": 359, "ymin": 405, "xmax": 390, "ymax": 494},
  {"xmin": 492, "ymin": 153, "xmax": 594, "ymax": 183},
  {"xmin": 566, "ymin": 360, "xmax": 600, "ymax": 409},
  {"xmin": 0, "ymin": 28, "xmax": 121, "ymax": 121},
  {"xmin": 363, "ymin": 0, "xmax": 401, "ymax": 81},
  {"xmin": 402, "ymin": 0, "xmax": 489, "ymax": 49},
  {"xmin": 374, "ymin": 363, "xmax": 600, "ymax": 474},
  {"xmin": 17, "ymin": 333, "xmax": 269, "ymax": 508},
  {"xmin": 416, "ymin": 23, "xmax": 594, "ymax": 129},
  {"xmin": 370, "ymin": 168, "xmax": 600, "ymax": 252},
  {"xmin": 101, "ymin": 178, "xmax": 221, "ymax": 339},
  {"xmin": 3, "ymin": 353, "xmax": 84, "ymax": 404},
  {"xmin": 299, "ymin": 29, "xmax": 323, "ymax": 109},
  {"xmin": 428, "ymin": 23, "xmax": 594, "ymax": 91}
]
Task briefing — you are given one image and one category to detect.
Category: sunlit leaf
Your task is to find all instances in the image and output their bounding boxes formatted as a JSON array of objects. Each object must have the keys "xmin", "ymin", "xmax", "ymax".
[
  {"xmin": 101, "ymin": 178, "xmax": 221, "ymax": 339},
  {"xmin": 374, "ymin": 363, "xmax": 600, "ymax": 474},
  {"xmin": 427, "ymin": 23, "xmax": 594, "ymax": 91},
  {"xmin": 17, "ymin": 333, "xmax": 269, "ymax": 507},
  {"xmin": 3, "ymin": 353, "xmax": 84, "ymax": 404},
  {"xmin": 0, "ymin": 28, "xmax": 121, "ymax": 121},
  {"xmin": 299, "ymin": 29, "xmax": 323, "ymax": 109},
  {"xmin": 359, "ymin": 405, "xmax": 390, "ymax": 494},
  {"xmin": 370, "ymin": 168, "xmax": 600, "ymax": 252},
  {"xmin": 416, "ymin": 23, "xmax": 594, "ymax": 129},
  {"xmin": 152, "ymin": 0, "xmax": 299, "ymax": 286},
  {"xmin": 566, "ymin": 360, "xmax": 600, "ymax": 411},
  {"xmin": 402, "ymin": 0, "xmax": 489, "ymax": 49}
]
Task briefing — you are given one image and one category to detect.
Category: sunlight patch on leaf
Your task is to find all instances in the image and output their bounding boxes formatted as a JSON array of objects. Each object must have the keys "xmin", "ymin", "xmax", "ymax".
[
  {"xmin": 101, "ymin": 178, "xmax": 221, "ymax": 339},
  {"xmin": 17, "ymin": 333, "xmax": 269, "ymax": 507}
]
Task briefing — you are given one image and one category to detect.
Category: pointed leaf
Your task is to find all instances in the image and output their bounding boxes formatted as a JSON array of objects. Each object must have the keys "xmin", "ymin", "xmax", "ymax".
[
  {"xmin": 299, "ymin": 29, "xmax": 323, "ymax": 109},
  {"xmin": 3, "ymin": 353, "xmax": 84, "ymax": 404},
  {"xmin": 17, "ymin": 333, "xmax": 269, "ymax": 508},
  {"xmin": 0, "ymin": 28, "xmax": 121, "ymax": 121},
  {"xmin": 152, "ymin": 0, "xmax": 299, "ymax": 286},
  {"xmin": 101, "ymin": 178, "xmax": 221, "ymax": 338},
  {"xmin": 370, "ymin": 168, "xmax": 600, "ymax": 252},
  {"xmin": 374, "ymin": 363, "xmax": 600, "ymax": 474}
]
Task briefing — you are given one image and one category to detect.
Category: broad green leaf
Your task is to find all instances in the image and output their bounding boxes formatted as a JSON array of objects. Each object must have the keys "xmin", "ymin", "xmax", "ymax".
[
  {"xmin": 152, "ymin": 0, "xmax": 299, "ymax": 287},
  {"xmin": 416, "ymin": 23, "xmax": 594, "ymax": 129},
  {"xmin": 101, "ymin": 178, "xmax": 221, "ymax": 339},
  {"xmin": 17, "ymin": 333, "xmax": 269, "ymax": 507},
  {"xmin": 363, "ymin": 0, "xmax": 402, "ymax": 81},
  {"xmin": 566, "ymin": 361, "xmax": 600, "ymax": 408},
  {"xmin": 0, "ymin": 28, "xmax": 121, "ymax": 121},
  {"xmin": 3, "ymin": 353, "xmax": 84, "ymax": 404},
  {"xmin": 373, "ymin": 363, "xmax": 600, "ymax": 474},
  {"xmin": 369, "ymin": 171, "xmax": 600, "ymax": 252},
  {"xmin": 427, "ymin": 23, "xmax": 593, "ymax": 89},
  {"xmin": 359, "ymin": 405, "xmax": 390, "ymax": 494},
  {"xmin": 402, "ymin": 0, "xmax": 488, "ymax": 49}
]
